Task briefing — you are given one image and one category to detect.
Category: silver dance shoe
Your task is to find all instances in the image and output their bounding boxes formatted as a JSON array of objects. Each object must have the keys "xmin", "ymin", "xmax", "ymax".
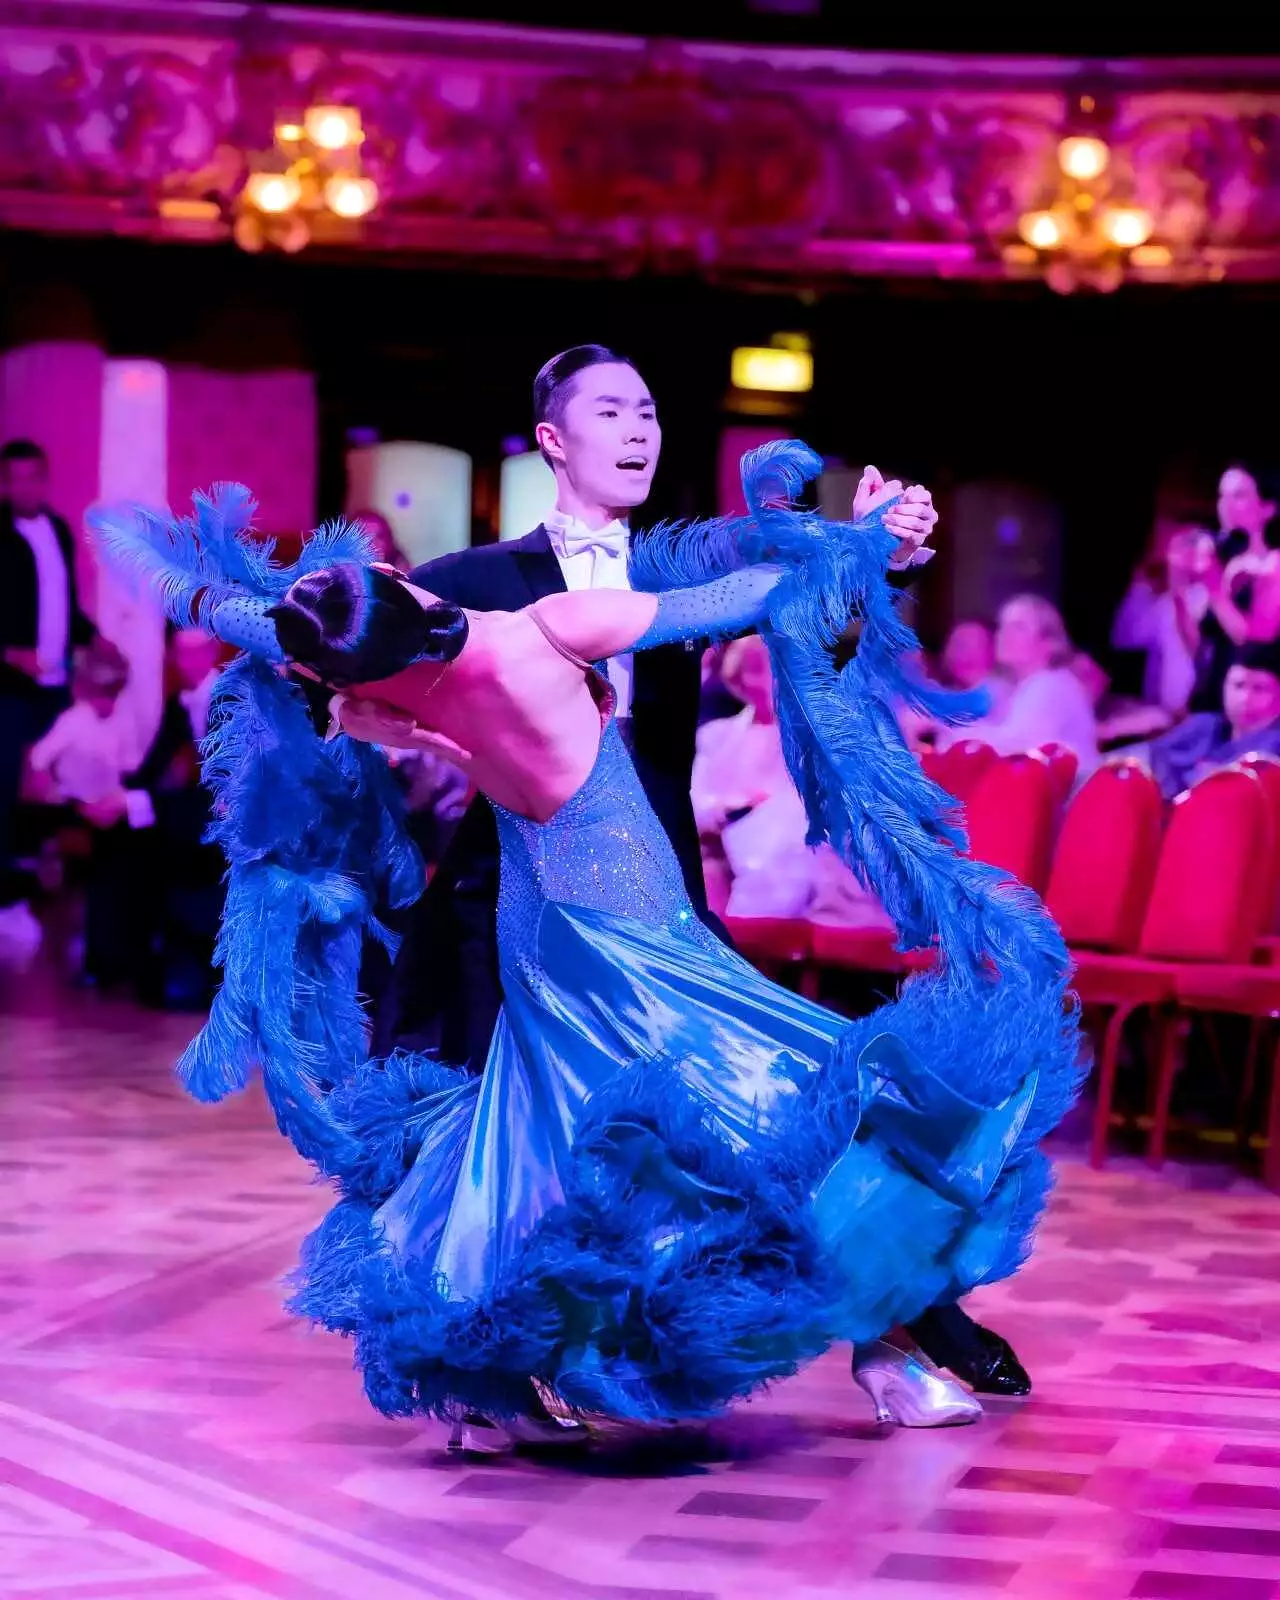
[
  {"xmin": 852, "ymin": 1339, "xmax": 983, "ymax": 1427},
  {"xmin": 448, "ymin": 1409, "xmax": 592, "ymax": 1454}
]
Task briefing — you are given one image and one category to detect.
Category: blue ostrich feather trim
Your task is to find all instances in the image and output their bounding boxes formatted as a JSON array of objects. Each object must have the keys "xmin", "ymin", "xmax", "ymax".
[
  {"xmin": 91, "ymin": 489, "xmax": 424, "ymax": 1173},
  {"xmin": 634, "ymin": 440, "xmax": 1085, "ymax": 1151}
]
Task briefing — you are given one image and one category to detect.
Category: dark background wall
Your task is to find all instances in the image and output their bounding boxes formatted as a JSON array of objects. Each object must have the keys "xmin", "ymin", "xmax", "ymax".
[{"xmin": 2, "ymin": 231, "xmax": 1275, "ymax": 655}]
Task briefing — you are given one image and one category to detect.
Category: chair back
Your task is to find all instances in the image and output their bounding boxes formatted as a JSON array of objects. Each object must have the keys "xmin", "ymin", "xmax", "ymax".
[
  {"xmin": 1045, "ymin": 758, "xmax": 1163, "ymax": 952},
  {"xmin": 966, "ymin": 755, "xmax": 1056, "ymax": 893},
  {"xmin": 1030, "ymin": 742, "xmax": 1080, "ymax": 807},
  {"xmin": 1235, "ymin": 752, "xmax": 1280, "ymax": 936},
  {"xmin": 921, "ymin": 740, "xmax": 998, "ymax": 804},
  {"xmin": 1138, "ymin": 765, "xmax": 1273, "ymax": 964}
]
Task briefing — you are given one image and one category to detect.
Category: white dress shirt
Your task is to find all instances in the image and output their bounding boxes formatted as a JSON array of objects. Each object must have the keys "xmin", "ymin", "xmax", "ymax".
[
  {"xmin": 14, "ymin": 513, "xmax": 71, "ymax": 687},
  {"xmin": 543, "ymin": 509, "xmax": 635, "ymax": 718}
]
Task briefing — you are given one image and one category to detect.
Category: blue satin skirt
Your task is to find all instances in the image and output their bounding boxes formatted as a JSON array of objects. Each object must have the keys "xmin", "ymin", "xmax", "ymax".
[{"xmin": 291, "ymin": 898, "xmax": 1040, "ymax": 1423}]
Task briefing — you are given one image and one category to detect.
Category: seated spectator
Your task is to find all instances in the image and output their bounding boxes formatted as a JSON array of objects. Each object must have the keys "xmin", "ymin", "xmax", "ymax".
[
  {"xmin": 75, "ymin": 628, "xmax": 224, "ymax": 1003},
  {"xmin": 1112, "ymin": 524, "xmax": 1215, "ymax": 716},
  {"xmin": 1144, "ymin": 642, "xmax": 1280, "ymax": 800},
  {"xmin": 936, "ymin": 594, "xmax": 1100, "ymax": 780},
  {"xmin": 938, "ymin": 617, "xmax": 999, "ymax": 697},
  {"xmin": 692, "ymin": 636, "xmax": 813, "ymax": 919},
  {"xmin": 698, "ymin": 643, "xmax": 744, "ymax": 727},
  {"xmin": 26, "ymin": 639, "xmax": 132, "ymax": 808}
]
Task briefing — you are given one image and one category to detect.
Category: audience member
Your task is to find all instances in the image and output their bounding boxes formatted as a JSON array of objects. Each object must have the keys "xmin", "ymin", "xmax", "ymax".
[
  {"xmin": 1189, "ymin": 463, "xmax": 1280, "ymax": 712},
  {"xmin": 351, "ymin": 509, "xmax": 407, "ymax": 569},
  {"xmin": 0, "ymin": 439, "xmax": 96, "ymax": 965},
  {"xmin": 74, "ymin": 628, "xmax": 223, "ymax": 1001},
  {"xmin": 698, "ymin": 643, "xmax": 745, "ymax": 726},
  {"xmin": 692, "ymin": 635, "xmax": 812, "ymax": 918},
  {"xmin": 1112, "ymin": 524, "xmax": 1215, "ymax": 716},
  {"xmin": 1144, "ymin": 642, "xmax": 1280, "ymax": 800},
  {"xmin": 938, "ymin": 618, "xmax": 998, "ymax": 696},
  {"xmin": 26, "ymin": 639, "xmax": 132, "ymax": 809},
  {"xmin": 936, "ymin": 594, "xmax": 1099, "ymax": 778}
]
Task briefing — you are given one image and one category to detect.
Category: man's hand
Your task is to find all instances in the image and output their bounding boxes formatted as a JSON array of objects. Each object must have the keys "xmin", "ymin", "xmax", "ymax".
[
  {"xmin": 4, "ymin": 647, "xmax": 41, "ymax": 680},
  {"xmin": 337, "ymin": 695, "xmax": 473, "ymax": 765},
  {"xmin": 852, "ymin": 466, "xmax": 939, "ymax": 568}
]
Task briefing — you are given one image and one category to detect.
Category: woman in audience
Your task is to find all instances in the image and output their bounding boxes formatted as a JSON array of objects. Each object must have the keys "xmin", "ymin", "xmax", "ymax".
[
  {"xmin": 1112, "ymin": 523, "xmax": 1214, "ymax": 718},
  {"xmin": 692, "ymin": 635, "xmax": 813, "ymax": 918},
  {"xmin": 351, "ymin": 510, "xmax": 407, "ymax": 570},
  {"xmin": 1189, "ymin": 464, "xmax": 1280, "ymax": 711},
  {"xmin": 937, "ymin": 617, "xmax": 998, "ymax": 697},
  {"xmin": 936, "ymin": 594, "xmax": 1099, "ymax": 779}
]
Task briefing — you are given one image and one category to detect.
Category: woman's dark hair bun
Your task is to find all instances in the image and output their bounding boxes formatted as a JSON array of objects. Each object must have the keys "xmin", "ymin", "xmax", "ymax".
[{"xmin": 268, "ymin": 563, "xmax": 468, "ymax": 689}]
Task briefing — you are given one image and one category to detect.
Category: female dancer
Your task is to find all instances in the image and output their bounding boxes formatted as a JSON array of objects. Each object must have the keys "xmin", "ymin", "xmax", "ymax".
[{"xmin": 90, "ymin": 443, "xmax": 1082, "ymax": 1449}]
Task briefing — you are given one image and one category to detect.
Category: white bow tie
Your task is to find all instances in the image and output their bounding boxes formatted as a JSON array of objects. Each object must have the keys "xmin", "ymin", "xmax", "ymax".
[{"xmin": 547, "ymin": 516, "xmax": 630, "ymax": 561}]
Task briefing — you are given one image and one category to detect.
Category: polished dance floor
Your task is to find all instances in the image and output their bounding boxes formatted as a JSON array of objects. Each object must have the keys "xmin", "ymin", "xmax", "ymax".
[{"xmin": 4, "ymin": 988, "xmax": 1280, "ymax": 1600}]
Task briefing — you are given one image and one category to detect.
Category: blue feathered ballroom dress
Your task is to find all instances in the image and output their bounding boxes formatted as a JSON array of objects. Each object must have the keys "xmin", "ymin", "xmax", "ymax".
[
  {"xmin": 293, "ymin": 674, "xmax": 1078, "ymax": 1425},
  {"xmin": 88, "ymin": 445, "xmax": 1084, "ymax": 1427}
]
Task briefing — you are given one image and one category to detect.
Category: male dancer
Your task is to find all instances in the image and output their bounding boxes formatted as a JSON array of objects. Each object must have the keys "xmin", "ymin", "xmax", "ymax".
[{"xmin": 344, "ymin": 344, "xmax": 1029, "ymax": 1399}]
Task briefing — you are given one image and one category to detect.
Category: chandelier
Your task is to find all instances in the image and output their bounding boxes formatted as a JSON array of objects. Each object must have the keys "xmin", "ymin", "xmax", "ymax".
[
  {"xmin": 1003, "ymin": 97, "xmax": 1171, "ymax": 293},
  {"xmin": 232, "ymin": 104, "xmax": 378, "ymax": 254}
]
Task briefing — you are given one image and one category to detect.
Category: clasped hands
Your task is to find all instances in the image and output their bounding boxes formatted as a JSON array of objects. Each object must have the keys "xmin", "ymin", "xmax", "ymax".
[{"xmin": 853, "ymin": 465, "xmax": 938, "ymax": 569}]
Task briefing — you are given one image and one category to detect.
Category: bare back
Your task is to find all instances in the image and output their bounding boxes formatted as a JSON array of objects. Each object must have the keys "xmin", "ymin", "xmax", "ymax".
[{"xmin": 356, "ymin": 609, "xmax": 614, "ymax": 824}]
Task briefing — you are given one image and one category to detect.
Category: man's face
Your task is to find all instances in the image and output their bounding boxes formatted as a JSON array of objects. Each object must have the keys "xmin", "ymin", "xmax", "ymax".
[
  {"xmin": 1218, "ymin": 468, "xmax": 1275, "ymax": 540},
  {"xmin": 538, "ymin": 362, "xmax": 661, "ymax": 513},
  {"xmin": 1, "ymin": 456, "xmax": 48, "ymax": 518},
  {"xmin": 1223, "ymin": 664, "xmax": 1280, "ymax": 737}
]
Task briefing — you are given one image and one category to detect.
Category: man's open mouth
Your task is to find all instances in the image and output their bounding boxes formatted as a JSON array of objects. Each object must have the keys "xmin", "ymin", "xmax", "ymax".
[{"xmin": 616, "ymin": 457, "xmax": 649, "ymax": 471}]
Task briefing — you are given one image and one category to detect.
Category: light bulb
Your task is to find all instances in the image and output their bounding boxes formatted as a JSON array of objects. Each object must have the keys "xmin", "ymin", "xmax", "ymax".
[
  {"xmin": 1102, "ymin": 206, "xmax": 1154, "ymax": 249},
  {"xmin": 305, "ymin": 105, "xmax": 362, "ymax": 152},
  {"xmin": 324, "ymin": 175, "xmax": 378, "ymax": 219},
  {"xmin": 244, "ymin": 170, "xmax": 300, "ymax": 215},
  {"xmin": 1130, "ymin": 243, "xmax": 1173, "ymax": 268},
  {"xmin": 275, "ymin": 119, "xmax": 305, "ymax": 144},
  {"xmin": 1018, "ymin": 210, "xmax": 1064, "ymax": 251},
  {"xmin": 1058, "ymin": 136, "xmax": 1110, "ymax": 182}
]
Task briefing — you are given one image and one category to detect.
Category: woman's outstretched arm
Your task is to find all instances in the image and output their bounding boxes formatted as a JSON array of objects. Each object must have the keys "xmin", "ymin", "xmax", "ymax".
[{"xmin": 530, "ymin": 566, "xmax": 784, "ymax": 663}]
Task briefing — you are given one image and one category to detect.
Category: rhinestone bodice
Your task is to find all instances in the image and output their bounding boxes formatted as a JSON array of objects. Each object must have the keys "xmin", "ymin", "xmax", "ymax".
[{"xmin": 492, "ymin": 719, "xmax": 715, "ymax": 983}]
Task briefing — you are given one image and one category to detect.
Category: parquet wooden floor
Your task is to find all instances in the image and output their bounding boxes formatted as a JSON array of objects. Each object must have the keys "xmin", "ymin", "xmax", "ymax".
[{"xmin": 3, "ymin": 986, "xmax": 1280, "ymax": 1599}]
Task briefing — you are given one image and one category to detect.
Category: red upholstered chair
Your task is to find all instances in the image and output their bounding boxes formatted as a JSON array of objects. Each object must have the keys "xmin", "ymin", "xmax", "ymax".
[
  {"xmin": 805, "ymin": 921, "xmax": 928, "ymax": 990},
  {"xmin": 1046, "ymin": 759, "xmax": 1164, "ymax": 955},
  {"xmin": 1030, "ymin": 742, "xmax": 1080, "ymax": 808},
  {"xmin": 921, "ymin": 739, "xmax": 998, "ymax": 804},
  {"xmin": 1148, "ymin": 755, "xmax": 1280, "ymax": 1184},
  {"xmin": 965, "ymin": 756, "xmax": 1057, "ymax": 895},
  {"xmin": 1074, "ymin": 765, "xmax": 1272, "ymax": 1166},
  {"xmin": 1237, "ymin": 752, "xmax": 1280, "ymax": 938}
]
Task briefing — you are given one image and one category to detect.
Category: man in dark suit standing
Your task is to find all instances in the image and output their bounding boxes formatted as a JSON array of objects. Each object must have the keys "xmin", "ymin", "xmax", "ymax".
[
  {"xmin": 358, "ymin": 347, "xmax": 709, "ymax": 1072},
  {"xmin": 0, "ymin": 439, "xmax": 95, "ymax": 956},
  {"xmin": 339, "ymin": 346, "xmax": 1029, "ymax": 1400}
]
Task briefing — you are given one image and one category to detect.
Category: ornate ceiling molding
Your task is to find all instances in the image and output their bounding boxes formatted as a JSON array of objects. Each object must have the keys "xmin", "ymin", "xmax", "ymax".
[{"xmin": 2, "ymin": 1, "xmax": 1280, "ymax": 283}]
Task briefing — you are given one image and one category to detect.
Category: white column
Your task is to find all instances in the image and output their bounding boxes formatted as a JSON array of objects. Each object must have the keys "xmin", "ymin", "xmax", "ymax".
[
  {"xmin": 96, "ymin": 359, "xmax": 168, "ymax": 767},
  {"xmin": 499, "ymin": 450, "xmax": 555, "ymax": 541},
  {"xmin": 345, "ymin": 441, "xmax": 472, "ymax": 566}
]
